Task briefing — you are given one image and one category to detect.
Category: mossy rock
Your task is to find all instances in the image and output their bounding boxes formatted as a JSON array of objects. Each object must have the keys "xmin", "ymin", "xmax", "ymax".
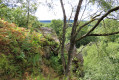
[{"xmin": 36, "ymin": 27, "xmax": 59, "ymax": 43}]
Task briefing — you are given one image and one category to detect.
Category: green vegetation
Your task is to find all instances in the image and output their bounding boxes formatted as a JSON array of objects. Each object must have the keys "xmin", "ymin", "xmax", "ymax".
[
  {"xmin": 82, "ymin": 41, "xmax": 119, "ymax": 80},
  {"xmin": 0, "ymin": 0, "xmax": 119, "ymax": 80},
  {"xmin": 0, "ymin": 19, "xmax": 60, "ymax": 79}
]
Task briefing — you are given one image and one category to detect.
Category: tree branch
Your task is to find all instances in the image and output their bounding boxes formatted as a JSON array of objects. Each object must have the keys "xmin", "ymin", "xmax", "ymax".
[
  {"xmin": 74, "ymin": 19, "xmax": 97, "ymax": 37},
  {"xmin": 85, "ymin": 6, "xmax": 119, "ymax": 36},
  {"xmin": 65, "ymin": 0, "xmax": 84, "ymax": 77},
  {"xmin": 79, "ymin": 0, "xmax": 89, "ymax": 21},
  {"xmin": 76, "ymin": 6, "xmax": 119, "ymax": 42},
  {"xmin": 71, "ymin": 0, "xmax": 83, "ymax": 38},
  {"xmin": 82, "ymin": 6, "xmax": 102, "ymax": 20},
  {"xmin": 106, "ymin": 17, "xmax": 119, "ymax": 20},
  {"xmin": 88, "ymin": 31, "xmax": 119, "ymax": 36},
  {"xmin": 66, "ymin": 6, "xmax": 74, "ymax": 29},
  {"xmin": 74, "ymin": 12, "xmax": 102, "ymax": 38}
]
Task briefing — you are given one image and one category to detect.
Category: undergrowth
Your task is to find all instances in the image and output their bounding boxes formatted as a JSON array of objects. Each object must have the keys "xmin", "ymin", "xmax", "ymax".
[{"xmin": 0, "ymin": 19, "xmax": 61, "ymax": 80}]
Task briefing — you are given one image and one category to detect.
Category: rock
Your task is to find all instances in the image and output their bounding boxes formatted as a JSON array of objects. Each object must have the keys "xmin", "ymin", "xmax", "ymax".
[
  {"xmin": 38, "ymin": 27, "xmax": 59, "ymax": 43},
  {"xmin": 65, "ymin": 43, "xmax": 84, "ymax": 65},
  {"xmin": 35, "ymin": 27, "xmax": 60, "ymax": 58}
]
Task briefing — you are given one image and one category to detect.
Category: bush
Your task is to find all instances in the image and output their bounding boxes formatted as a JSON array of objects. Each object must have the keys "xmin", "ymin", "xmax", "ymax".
[
  {"xmin": 0, "ymin": 19, "xmax": 54, "ymax": 79},
  {"xmin": 81, "ymin": 41, "xmax": 119, "ymax": 80}
]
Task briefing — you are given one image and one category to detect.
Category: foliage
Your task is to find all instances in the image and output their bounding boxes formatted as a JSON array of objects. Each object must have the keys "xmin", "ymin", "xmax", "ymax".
[
  {"xmin": 75, "ymin": 21, "xmax": 97, "ymax": 47},
  {"xmin": 81, "ymin": 41, "xmax": 119, "ymax": 80},
  {"xmin": 90, "ymin": 0, "xmax": 112, "ymax": 11},
  {"xmin": 49, "ymin": 51, "xmax": 63, "ymax": 75},
  {"xmin": 0, "ymin": 0, "xmax": 41, "ymax": 28},
  {"xmin": 98, "ymin": 19, "xmax": 119, "ymax": 42},
  {"xmin": 48, "ymin": 19, "xmax": 63, "ymax": 37},
  {"xmin": 65, "ymin": 27, "xmax": 72, "ymax": 43},
  {"xmin": 0, "ymin": 19, "xmax": 59, "ymax": 79},
  {"xmin": 0, "ymin": 0, "xmax": 119, "ymax": 79}
]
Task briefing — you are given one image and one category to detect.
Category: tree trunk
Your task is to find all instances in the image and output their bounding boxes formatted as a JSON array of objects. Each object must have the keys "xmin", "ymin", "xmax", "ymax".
[
  {"xmin": 65, "ymin": 40, "xmax": 75, "ymax": 77},
  {"xmin": 27, "ymin": 0, "xmax": 30, "ymax": 28},
  {"xmin": 65, "ymin": 0, "xmax": 83, "ymax": 78},
  {"xmin": 60, "ymin": 0, "xmax": 67, "ymax": 74}
]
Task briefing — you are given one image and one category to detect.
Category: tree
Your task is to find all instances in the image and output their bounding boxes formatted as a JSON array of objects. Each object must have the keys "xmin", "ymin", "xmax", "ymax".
[
  {"xmin": 0, "ymin": 0, "xmax": 40, "ymax": 28},
  {"xmin": 20, "ymin": 0, "xmax": 38, "ymax": 28},
  {"xmin": 59, "ymin": 0, "xmax": 119, "ymax": 79},
  {"xmin": 49, "ymin": 19, "xmax": 63, "ymax": 37},
  {"xmin": 25, "ymin": 0, "xmax": 38, "ymax": 27}
]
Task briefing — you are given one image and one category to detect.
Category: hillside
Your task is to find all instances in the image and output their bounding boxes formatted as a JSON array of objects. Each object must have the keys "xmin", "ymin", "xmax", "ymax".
[{"xmin": 0, "ymin": 19, "xmax": 62, "ymax": 80}]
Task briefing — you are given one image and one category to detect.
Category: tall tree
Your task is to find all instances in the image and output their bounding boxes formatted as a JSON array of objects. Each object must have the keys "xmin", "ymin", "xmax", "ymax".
[
  {"xmin": 0, "ymin": 0, "xmax": 39, "ymax": 28},
  {"xmin": 22, "ymin": 0, "xmax": 38, "ymax": 27},
  {"xmin": 60, "ymin": 0, "xmax": 67, "ymax": 74},
  {"xmin": 59, "ymin": 0, "xmax": 119, "ymax": 79}
]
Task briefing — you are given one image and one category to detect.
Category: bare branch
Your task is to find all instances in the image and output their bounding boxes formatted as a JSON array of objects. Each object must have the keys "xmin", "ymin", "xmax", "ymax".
[
  {"xmin": 82, "ymin": 5, "xmax": 102, "ymax": 20},
  {"xmin": 79, "ymin": 0, "xmax": 89, "ymax": 21},
  {"xmin": 66, "ymin": 6, "xmax": 74, "ymax": 29},
  {"xmin": 92, "ymin": 11, "xmax": 103, "ymax": 19},
  {"xmin": 75, "ymin": 13, "xmax": 102, "ymax": 37},
  {"xmin": 68, "ymin": 7, "xmax": 73, "ymax": 21},
  {"xmin": 76, "ymin": 6, "xmax": 119, "ymax": 42},
  {"xmin": 74, "ymin": 19, "xmax": 96, "ymax": 37},
  {"xmin": 88, "ymin": 31, "xmax": 119, "ymax": 36},
  {"xmin": 87, "ymin": 6, "xmax": 119, "ymax": 35},
  {"xmin": 106, "ymin": 17, "xmax": 119, "ymax": 20},
  {"xmin": 71, "ymin": 0, "xmax": 83, "ymax": 38},
  {"xmin": 67, "ymin": 1, "xmax": 74, "ymax": 22}
]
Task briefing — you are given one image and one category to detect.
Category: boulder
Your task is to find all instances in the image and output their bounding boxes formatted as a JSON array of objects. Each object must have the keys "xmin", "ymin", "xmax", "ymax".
[
  {"xmin": 38, "ymin": 27, "xmax": 59, "ymax": 43},
  {"xmin": 35, "ymin": 27, "xmax": 60, "ymax": 58}
]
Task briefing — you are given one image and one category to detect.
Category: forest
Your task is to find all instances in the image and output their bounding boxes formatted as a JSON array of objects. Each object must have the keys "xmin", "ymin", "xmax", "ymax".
[{"xmin": 0, "ymin": 0, "xmax": 119, "ymax": 80}]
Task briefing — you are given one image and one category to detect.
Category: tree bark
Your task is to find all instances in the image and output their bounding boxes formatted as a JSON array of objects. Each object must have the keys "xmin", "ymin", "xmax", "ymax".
[
  {"xmin": 59, "ymin": 0, "xmax": 119, "ymax": 79},
  {"xmin": 65, "ymin": 0, "xmax": 83, "ymax": 77},
  {"xmin": 27, "ymin": 0, "xmax": 30, "ymax": 28},
  {"xmin": 60, "ymin": 0, "xmax": 67, "ymax": 74},
  {"xmin": 88, "ymin": 31, "xmax": 119, "ymax": 36}
]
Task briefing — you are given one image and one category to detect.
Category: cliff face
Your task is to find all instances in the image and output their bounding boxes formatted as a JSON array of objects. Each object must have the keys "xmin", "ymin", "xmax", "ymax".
[{"xmin": 0, "ymin": 19, "xmax": 60, "ymax": 80}]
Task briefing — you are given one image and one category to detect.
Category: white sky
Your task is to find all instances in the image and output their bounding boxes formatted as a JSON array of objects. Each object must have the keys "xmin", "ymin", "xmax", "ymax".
[
  {"xmin": 35, "ymin": 0, "xmax": 98, "ymax": 20},
  {"xmin": 35, "ymin": 0, "xmax": 61, "ymax": 20}
]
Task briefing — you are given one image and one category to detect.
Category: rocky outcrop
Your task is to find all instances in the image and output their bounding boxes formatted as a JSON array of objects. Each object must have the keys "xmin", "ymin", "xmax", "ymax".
[
  {"xmin": 36, "ymin": 27, "xmax": 59, "ymax": 43},
  {"xmin": 37, "ymin": 27, "xmax": 60, "ymax": 58},
  {"xmin": 37, "ymin": 27, "xmax": 84, "ymax": 64}
]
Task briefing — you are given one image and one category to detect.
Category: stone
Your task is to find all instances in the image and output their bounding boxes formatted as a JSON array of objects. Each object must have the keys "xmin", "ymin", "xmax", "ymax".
[{"xmin": 38, "ymin": 27, "xmax": 59, "ymax": 43}]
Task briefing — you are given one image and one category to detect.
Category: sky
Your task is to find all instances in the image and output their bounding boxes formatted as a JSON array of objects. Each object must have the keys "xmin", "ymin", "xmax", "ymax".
[
  {"xmin": 35, "ymin": 0, "xmax": 74, "ymax": 20},
  {"xmin": 35, "ymin": 1, "xmax": 63, "ymax": 20},
  {"xmin": 35, "ymin": 0, "xmax": 96, "ymax": 20}
]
